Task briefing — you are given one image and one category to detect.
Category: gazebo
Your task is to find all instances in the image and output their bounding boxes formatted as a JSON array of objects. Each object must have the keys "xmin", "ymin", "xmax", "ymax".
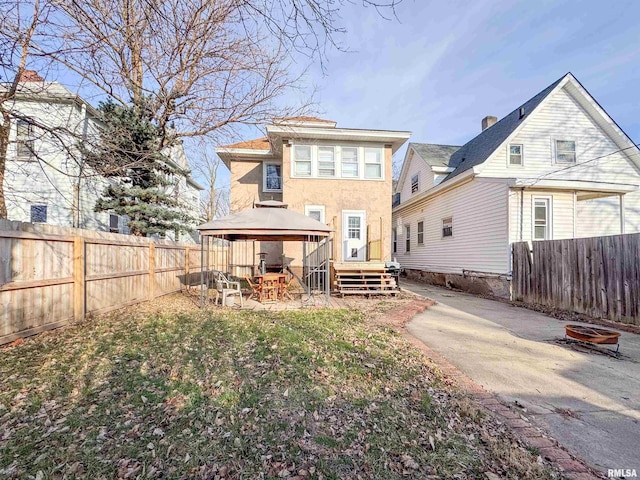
[{"xmin": 196, "ymin": 200, "xmax": 333, "ymax": 305}]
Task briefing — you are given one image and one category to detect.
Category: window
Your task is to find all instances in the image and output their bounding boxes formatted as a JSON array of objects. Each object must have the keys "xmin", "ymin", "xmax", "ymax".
[
  {"xmin": 417, "ymin": 221, "xmax": 424, "ymax": 244},
  {"xmin": 348, "ymin": 216, "xmax": 361, "ymax": 239},
  {"xmin": 405, "ymin": 225, "xmax": 411, "ymax": 252},
  {"xmin": 364, "ymin": 147, "xmax": 382, "ymax": 179},
  {"xmin": 264, "ymin": 163, "xmax": 282, "ymax": 191},
  {"xmin": 533, "ymin": 198, "xmax": 551, "ymax": 240},
  {"xmin": 341, "ymin": 146, "xmax": 359, "ymax": 178},
  {"xmin": 411, "ymin": 173, "xmax": 419, "ymax": 193},
  {"xmin": 30, "ymin": 205, "xmax": 47, "ymax": 223},
  {"xmin": 109, "ymin": 214, "xmax": 120, "ymax": 233},
  {"xmin": 304, "ymin": 204, "xmax": 325, "ymax": 223},
  {"xmin": 442, "ymin": 217, "xmax": 453, "ymax": 237},
  {"xmin": 392, "ymin": 227, "xmax": 397, "ymax": 253},
  {"xmin": 293, "ymin": 145, "xmax": 312, "ymax": 176},
  {"xmin": 318, "ymin": 146, "xmax": 335, "ymax": 177},
  {"xmin": 555, "ymin": 140, "xmax": 576, "ymax": 163},
  {"xmin": 16, "ymin": 119, "xmax": 35, "ymax": 160},
  {"xmin": 509, "ymin": 144, "xmax": 523, "ymax": 166}
]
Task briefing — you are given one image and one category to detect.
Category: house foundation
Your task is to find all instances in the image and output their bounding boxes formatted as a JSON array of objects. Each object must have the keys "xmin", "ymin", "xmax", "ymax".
[{"xmin": 404, "ymin": 269, "xmax": 510, "ymax": 299}]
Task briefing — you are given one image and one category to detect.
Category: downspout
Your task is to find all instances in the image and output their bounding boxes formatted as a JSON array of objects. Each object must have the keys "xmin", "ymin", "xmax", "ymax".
[{"xmin": 519, "ymin": 188, "xmax": 524, "ymax": 242}]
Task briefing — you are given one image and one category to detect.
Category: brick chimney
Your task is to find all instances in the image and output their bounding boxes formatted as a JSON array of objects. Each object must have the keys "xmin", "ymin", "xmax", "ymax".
[
  {"xmin": 481, "ymin": 115, "xmax": 497, "ymax": 131},
  {"xmin": 18, "ymin": 69, "xmax": 45, "ymax": 82}
]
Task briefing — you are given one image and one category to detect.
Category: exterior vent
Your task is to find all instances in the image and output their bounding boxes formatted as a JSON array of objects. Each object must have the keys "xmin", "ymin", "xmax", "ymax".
[
  {"xmin": 519, "ymin": 107, "xmax": 525, "ymax": 119},
  {"xmin": 481, "ymin": 116, "xmax": 497, "ymax": 131}
]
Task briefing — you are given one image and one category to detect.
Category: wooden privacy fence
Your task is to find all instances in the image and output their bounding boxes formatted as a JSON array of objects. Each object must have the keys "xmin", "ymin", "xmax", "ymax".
[
  {"xmin": 512, "ymin": 233, "xmax": 640, "ymax": 325},
  {"xmin": 0, "ymin": 221, "xmax": 227, "ymax": 345}
]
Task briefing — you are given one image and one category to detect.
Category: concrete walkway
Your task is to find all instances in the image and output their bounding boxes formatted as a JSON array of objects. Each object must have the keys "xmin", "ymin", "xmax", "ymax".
[{"xmin": 402, "ymin": 280, "xmax": 640, "ymax": 475}]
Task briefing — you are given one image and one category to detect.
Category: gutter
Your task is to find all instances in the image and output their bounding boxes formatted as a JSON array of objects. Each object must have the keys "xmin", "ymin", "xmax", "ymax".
[{"xmin": 393, "ymin": 167, "xmax": 477, "ymax": 213}]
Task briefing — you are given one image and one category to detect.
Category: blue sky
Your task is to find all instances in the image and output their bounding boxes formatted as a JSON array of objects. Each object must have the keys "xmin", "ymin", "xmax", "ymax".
[
  {"xmin": 45, "ymin": 0, "xmax": 640, "ymax": 189},
  {"xmin": 216, "ymin": 0, "xmax": 640, "ymax": 187}
]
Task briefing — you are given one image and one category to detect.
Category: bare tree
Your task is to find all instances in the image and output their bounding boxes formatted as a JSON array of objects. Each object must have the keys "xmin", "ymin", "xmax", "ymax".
[
  {"xmin": 191, "ymin": 139, "xmax": 230, "ymax": 222},
  {"xmin": 1, "ymin": 0, "xmax": 402, "ymax": 221}
]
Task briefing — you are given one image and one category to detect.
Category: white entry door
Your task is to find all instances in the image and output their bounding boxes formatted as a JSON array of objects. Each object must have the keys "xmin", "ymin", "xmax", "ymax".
[{"xmin": 342, "ymin": 210, "xmax": 366, "ymax": 261}]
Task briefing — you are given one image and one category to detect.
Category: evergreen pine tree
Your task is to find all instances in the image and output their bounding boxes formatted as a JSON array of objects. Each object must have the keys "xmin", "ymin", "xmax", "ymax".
[{"xmin": 84, "ymin": 100, "xmax": 195, "ymax": 237}]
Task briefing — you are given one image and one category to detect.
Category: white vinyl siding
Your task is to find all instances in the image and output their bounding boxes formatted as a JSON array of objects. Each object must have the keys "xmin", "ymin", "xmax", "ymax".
[
  {"xmin": 576, "ymin": 196, "xmax": 622, "ymax": 237},
  {"xmin": 399, "ymin": 151, "xmax": 435, "ymax": 202},
  {"xmin": 393, "ymin": 178, "xmax": 510, "ymax": 274},
  {"xmin": 508, "ymin": 189, "xmax": 575, "ymax": 243},
  {"xmin": 478, "ymin": 85, "xmax": 640, "ymax": 187}
]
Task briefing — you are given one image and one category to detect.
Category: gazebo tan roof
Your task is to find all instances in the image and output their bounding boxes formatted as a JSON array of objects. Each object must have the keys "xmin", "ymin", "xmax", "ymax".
[{"xmin": 197, "ymin": 204, "xmax": 332, "ymax": 241}]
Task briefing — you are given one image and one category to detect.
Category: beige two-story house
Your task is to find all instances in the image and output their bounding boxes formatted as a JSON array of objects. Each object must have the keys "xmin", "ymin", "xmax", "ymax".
[{"xmin": 216, "ymin": 117, "xmax": 410, "ymax": 272}]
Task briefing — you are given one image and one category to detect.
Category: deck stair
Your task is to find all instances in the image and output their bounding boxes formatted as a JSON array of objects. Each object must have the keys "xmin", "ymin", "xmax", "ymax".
[{"xmin": 332, "ymin": 262, "xmax": 397, "ymax": 296}]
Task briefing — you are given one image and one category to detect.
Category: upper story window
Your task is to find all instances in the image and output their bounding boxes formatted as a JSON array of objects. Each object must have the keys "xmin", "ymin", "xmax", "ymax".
[
  {"xmin": 341, "ymin": 147, "xmax": 359, "ymax": 178},
  {"xmin": 290, "ymin": 144, "xmax": 384, "ymax": 180},
  {"xmin": 411, "ymin": 173, "xmax": 419, "ymax": 193},
  {"xmin": 555, "ymin": 140, "xmax": 576, "ymax": 163},
  {"xmin": 293, "ymin": 145, "xmax": 312, "ymax": 176},
  {"xmin": 30, "ymin": 204, "xmax": 47, "ymax": 223},
  {"xmin": 318, "ymin": 146, "xmax": 335, "ymax": 177},
  {"xmin": 16, "ymin": 119, "xmax": 35, "ymax": 160},
  {"xmin": 442, "ymin": 217, "xmax": 453, "ymax": 238},
  {"xmin": 264, "ymin": 163, "xmax": 282, "ymax": 191},
  {"xmin": 509, "ymin": 144, "xmax": 523, "ymax": 166},
  {"xmin": 364, "ymin": 147, "xmax": 382, "ymax": 179}
]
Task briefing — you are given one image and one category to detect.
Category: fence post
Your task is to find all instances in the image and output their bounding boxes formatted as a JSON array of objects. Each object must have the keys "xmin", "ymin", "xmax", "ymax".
[
  {"xmin": 184, "ymin": 246, "xmax": 190, "ymax": 289},
  {"xmin": 149, "ymin": 243, "xmax": 156, "ymax": 300},
  {"xmin": 73, "ymin": 236, "xmax": 85, "ymax": 321}
]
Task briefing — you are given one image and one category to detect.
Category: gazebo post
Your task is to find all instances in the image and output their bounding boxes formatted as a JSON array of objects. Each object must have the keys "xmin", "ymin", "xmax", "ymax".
[
  {"xmin": 199, "ymin": 235, "xmax": 205, "ymax": 308},
  {"xmin": 324, "ymin": 236, "xmax": 330, "ymax": 306}
]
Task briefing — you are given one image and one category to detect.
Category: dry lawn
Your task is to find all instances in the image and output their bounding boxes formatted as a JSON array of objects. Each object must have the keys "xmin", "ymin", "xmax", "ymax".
[{"xmin": 0, "ymin": 294, "xmax": 559, "ymax": 479}]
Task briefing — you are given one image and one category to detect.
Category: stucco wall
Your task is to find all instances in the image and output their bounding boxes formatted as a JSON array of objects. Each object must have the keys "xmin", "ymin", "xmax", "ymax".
[{"xmin": 281, "ymin": 143, "xmax": 393, "ymax": 265}]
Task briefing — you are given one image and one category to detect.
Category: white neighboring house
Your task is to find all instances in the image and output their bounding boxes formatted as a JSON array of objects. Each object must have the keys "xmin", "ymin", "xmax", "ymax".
[
  {"xmin": 1, "ymin": 71, "xmax": 203, "ymax": 242},
  {"xmin": 392, "ymin": 72, "xmax": 640, "ymax": 296}
]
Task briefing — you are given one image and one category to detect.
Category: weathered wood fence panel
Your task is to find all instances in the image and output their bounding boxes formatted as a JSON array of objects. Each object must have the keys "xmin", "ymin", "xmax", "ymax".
[
  {"xmin": 512, "ymin": 233, "xmax": 640, "ymax": 325},
  {"xmin": 0, "ymin": 221, "xmax": 227, "ymax": 345}
]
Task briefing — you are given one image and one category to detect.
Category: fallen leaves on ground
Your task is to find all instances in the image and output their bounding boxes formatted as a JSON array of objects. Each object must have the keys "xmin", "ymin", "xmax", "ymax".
[{"xmin": 0, "ymin": 294, "xmax": 559, "ymax": 479}]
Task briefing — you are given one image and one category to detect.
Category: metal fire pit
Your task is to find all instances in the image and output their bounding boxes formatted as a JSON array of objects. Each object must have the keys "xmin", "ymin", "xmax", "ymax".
[{"xmin": 565, "ymin": 324, "xmax": 621, "ymax": 352}]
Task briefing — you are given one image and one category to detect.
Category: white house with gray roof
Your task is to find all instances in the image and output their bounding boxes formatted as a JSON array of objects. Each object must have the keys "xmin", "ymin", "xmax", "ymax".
[
  {"xmin": 392, "ymin": 73, "xmax": 640, "ymax": 296},
  {"xmin": 2, "ymin": 70, "xmax": 203, "ymax": 242}
]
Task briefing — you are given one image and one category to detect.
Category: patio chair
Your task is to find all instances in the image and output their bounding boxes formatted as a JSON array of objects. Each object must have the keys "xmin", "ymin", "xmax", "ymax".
[{"xmin": 214, "ymin": 272, "xmax": 243, "ymax": 307}]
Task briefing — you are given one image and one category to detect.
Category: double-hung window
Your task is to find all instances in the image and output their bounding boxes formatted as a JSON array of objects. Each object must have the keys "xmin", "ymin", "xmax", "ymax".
[
  {"xmin": 442, "ymin": 217, "xmax": 453, "ymax": 238},
  {"xmin": 293, "ymin": 145, "xmax": 312, "ymax": 176},
  {"xmin": 533, "ymin": 198, "xmax": 551, "ymax": 240},
  {"xmin": 411, "ymin": 173, "xmax": 419, "ymax": 193},
  {"xmin": 264, "ymin": 163, "xmax": 282, "ymax": 191},
  {"xmin": 405, "ymin": 225, "xmax": 411, "ymax": 252},
  {"xmin": 16, "ymin": 119, "xmax": 35, "ymax": 160},
  {"xmin": 318, "ymin": 146, "xmax": 335, "ymax": 177},
  {"xmin": 341, "ymin": 146, "xmax": 359, "ymax": 178},
  {"xmin": 555, "ymin": 140, "xmax": 576, "ymax": 163},
  {"xmin": 509, "ymin": 144, "xmax": 523, "ymax": 166},
  {"xmin": 417, "ymin": 221, "xmax": 424, "ymax": 244},
  {"xmin": 364, "ymin": 147, "xmax": 382, "ymax": 179}
]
